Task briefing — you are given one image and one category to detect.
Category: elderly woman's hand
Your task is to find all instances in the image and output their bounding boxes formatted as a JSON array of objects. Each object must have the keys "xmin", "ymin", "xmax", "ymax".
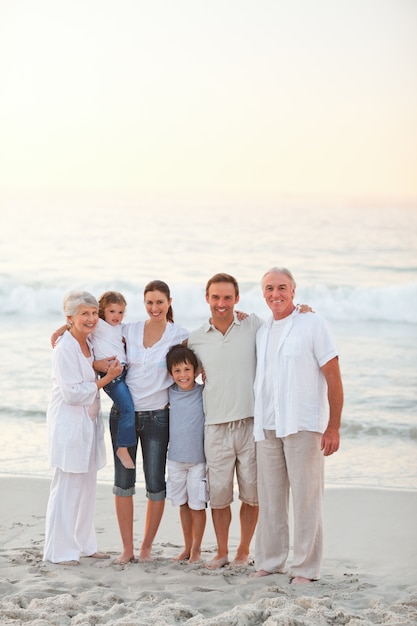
[
  {"xmin": 107, "ymin": 358, "xmax": 123, "ymax": 381},
  {"xmin": 96, "ymin": 358, "xmax": 124, "ymax": 390},
  {"xmin": 93, "ymin": 357, "xmax": 116, "ymax": 374}
]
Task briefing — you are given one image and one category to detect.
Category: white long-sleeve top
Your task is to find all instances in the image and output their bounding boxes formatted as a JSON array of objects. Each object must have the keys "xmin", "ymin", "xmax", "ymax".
[{"xmin": 46, "ymin": 331, "xmax": 106, "ymax": 473}]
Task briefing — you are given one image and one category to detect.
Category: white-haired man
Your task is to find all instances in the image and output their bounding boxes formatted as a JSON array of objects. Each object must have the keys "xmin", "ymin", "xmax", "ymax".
[{"xmin": 253, "ymin": 267, "xmax": 343, "ymax": 584}]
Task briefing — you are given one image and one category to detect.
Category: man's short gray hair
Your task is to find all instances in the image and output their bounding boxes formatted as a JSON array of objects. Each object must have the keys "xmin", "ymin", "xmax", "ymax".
[
  {"xmin": 63, "ymin": 290, "xmax": 99, "ymax": 317},
  {"xmin": 261, "ymin": 267, "xmax": 296, "ymax": 289}
]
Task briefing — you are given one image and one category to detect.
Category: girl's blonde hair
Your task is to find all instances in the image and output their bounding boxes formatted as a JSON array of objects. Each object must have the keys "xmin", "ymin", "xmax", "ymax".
[{"xmin": 98, "ymin": 291, "xmax": 127, "ymax": 320}]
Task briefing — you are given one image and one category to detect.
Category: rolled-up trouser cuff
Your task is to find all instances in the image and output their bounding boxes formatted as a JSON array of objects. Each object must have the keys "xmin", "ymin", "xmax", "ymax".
[
  {"xmin": 147, "ymin": 489, "xmax": 166, "ymax": 501},
  {"xmin": 112, "ymin": 485, "xmax": 136, "ymax": 497}
]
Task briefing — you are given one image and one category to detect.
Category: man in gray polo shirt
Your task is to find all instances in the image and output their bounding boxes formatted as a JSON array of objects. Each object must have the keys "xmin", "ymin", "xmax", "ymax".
[{"xmin": 188, "ymin": 273, "xmax": 263, "ymax": 569}]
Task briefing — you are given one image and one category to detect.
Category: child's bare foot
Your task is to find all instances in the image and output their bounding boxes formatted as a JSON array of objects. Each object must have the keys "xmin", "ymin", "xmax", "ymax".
[
  {"xmin": 116, "ymin": 447, "xmax": 135, "ymax": 469},
  {"xmin": 189, "ymin": 548, "xmax": 202, "ymax": 564},
  {"xmin": 138, "ymin": 546, "xmax": 153, "ymax": 562},
  {"xmin": 172, "ymin": 549, "xmax": 190, "ymax": 562}
]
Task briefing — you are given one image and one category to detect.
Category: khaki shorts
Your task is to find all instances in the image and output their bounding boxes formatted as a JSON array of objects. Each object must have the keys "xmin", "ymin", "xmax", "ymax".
[{"xmin": 204, "ymin": 417, "xmax": 258, "ymax": 509}]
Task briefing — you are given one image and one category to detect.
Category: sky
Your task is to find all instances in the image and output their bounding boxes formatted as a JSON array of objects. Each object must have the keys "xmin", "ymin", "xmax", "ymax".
[{"xmin": 0, "ymin": 0, "xmax": 416, "ymax": 204}]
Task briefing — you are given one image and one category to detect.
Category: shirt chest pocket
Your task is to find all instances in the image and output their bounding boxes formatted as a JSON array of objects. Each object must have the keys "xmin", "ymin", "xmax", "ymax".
[{"xmin": 281, "ymin": 337, "xmax": 302, "ymax": 357}]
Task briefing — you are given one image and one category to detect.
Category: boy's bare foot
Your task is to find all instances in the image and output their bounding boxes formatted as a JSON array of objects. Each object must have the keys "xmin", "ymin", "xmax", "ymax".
[
  {"xmin": 189, "ymin": 548, "xmax": 202, "ymax": 564},
  {"xmin": 172, "ymin": 549, "xmax": 190, "ymax": 562},
  {"xmin": 116, "ymin": 448, "xmax": 135, "ymax": 469},
  {"xmin": 291, "ymin": 576, "xmax": 312, "ymax": 585},
  {"xmin": 138, "ymin": 546, "xmax": 153, "ymax": 562},
  {"xmin": 205, "ymin": 555, "xmax": 229, "ymax": 570}
]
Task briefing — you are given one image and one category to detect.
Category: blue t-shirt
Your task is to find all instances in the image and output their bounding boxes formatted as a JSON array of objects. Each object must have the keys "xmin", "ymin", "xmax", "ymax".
[{"xmin": 168, "ymin": 382, "xmax": 205, "ymax": 464}]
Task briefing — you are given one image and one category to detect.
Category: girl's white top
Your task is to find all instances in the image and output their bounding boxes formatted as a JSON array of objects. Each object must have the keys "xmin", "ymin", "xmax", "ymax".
[
  {"xmin": 46, "ymin": 331, "xmax": 106, "ymax": 473},
  {"xmin": 89, "ymin": 318, "xmax": 127, "ymax": 363},
  {"xmin": 124, "ymin": 321, "xmax": 189, "ymax": 411}
]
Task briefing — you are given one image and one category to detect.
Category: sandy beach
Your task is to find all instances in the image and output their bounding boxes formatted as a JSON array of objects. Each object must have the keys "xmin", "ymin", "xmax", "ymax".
[{"xmin": 0, "ymin": 476, "xmax": 416, "ymax": 625}]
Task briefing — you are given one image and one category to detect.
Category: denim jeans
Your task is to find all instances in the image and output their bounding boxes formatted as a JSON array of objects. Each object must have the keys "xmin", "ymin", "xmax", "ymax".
[
  {"xmin": 109, "ymin": 404, "xmax": 169, "ymax": 500},
  {"xmin": 103, "ymin": 368, "xmax": 136, "ymax": 448}
]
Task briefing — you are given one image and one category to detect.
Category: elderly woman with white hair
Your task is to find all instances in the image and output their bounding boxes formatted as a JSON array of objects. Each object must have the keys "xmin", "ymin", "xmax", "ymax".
[{"xmin": 43, "ymin": 290, "xmax": 123, "ymax": 565}]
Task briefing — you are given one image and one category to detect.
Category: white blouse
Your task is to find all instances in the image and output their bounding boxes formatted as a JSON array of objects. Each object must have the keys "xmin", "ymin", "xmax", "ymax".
[{"xmin": 124, "ymin": 321, "xmax": 189, "ymax": 411}]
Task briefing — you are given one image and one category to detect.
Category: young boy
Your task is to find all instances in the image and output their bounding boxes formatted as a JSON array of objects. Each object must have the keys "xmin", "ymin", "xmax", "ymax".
[{"xmin": 166, "ymin": 344, "xmax": 207, "ymax": 563}]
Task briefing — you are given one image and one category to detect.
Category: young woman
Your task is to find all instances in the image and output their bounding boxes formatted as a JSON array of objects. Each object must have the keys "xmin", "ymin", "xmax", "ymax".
[{"xmin": 103, "ymin": 280, "xmax": 189, "ymax": 564}]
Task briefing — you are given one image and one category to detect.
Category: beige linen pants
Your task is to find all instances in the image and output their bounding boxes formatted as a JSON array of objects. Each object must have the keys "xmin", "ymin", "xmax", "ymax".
[{"xmin": 255, "ymin": 430, "xmax": 324, "ymax": 580}]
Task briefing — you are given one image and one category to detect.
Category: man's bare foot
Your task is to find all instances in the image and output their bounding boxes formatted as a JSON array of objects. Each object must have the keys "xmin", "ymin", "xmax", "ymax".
[
  {"xmin": 116, "ymin": 448, "xmax": 135, "ymax": 469},
  {"xmin": 57, "ymin": 560, "xmax": 80, "ymax": 566},
  {"xmin": 172, "ymin": 549, "xmax": 190, "ymax": 562},
  {"xmin": 250, "ymin": 569, "xmax": 272, "ymax": 578},
  {"xmin": 205, "ymin": 555, "xmax": 229, "ymax": 570},
  {"xmin": 291, "ymin": 576, "xmax": 312, "ymax": 585},
  {"xmin": 113, "ymin": 555, "xmax": 137, "ymax": 565},
  {"xmin": 86, "ymin": 552, "xmax": 110, "ymax": 559},
  {"xmin": 230, "ymin": 554, "xmax": 250, "ymax": 567}
]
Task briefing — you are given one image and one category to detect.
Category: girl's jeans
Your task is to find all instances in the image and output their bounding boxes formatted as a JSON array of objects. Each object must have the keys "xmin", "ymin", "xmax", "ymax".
[{"xmin": 103, "ymin": 368, "xmax": 136, "ymax": 448}]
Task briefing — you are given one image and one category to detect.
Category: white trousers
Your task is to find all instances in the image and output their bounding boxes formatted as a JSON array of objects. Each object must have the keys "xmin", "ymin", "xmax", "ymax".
[
  {"xmin": 43, "ymin": 428, "xmax": 98, "ymax": 563},
  {"xmin": 255, "ymin": 430, "xmax": 324, "ymax": 580}
]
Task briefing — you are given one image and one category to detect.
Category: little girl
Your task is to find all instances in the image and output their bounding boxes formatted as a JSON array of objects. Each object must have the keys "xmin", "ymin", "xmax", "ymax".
[{"xmin": 93, "ymin": 291, "xmax": 136, "ymax": 470}]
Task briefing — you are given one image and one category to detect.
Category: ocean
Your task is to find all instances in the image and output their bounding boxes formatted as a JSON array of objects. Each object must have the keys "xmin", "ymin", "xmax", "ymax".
[{"xmin": 1, "ymin": 199, "xmax": 416, "ymax": 490}]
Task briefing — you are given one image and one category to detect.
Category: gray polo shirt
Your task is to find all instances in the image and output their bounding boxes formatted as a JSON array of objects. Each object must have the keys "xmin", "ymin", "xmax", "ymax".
[{"xmin": 188, "ymin": 313, "xmax": 263, "ymax": 425}]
